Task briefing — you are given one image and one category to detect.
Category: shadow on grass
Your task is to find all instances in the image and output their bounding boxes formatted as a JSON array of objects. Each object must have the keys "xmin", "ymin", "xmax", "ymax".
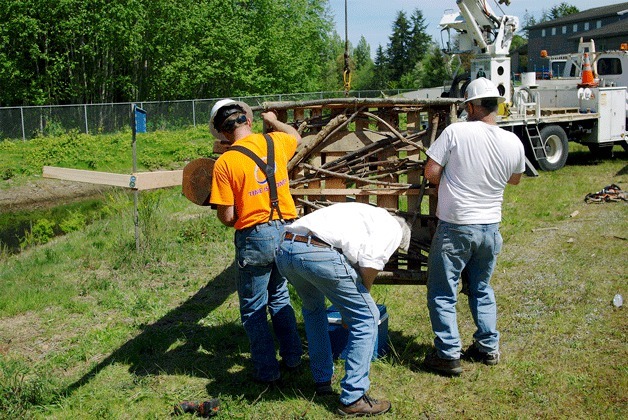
[
  {"xmin": 62, "ymin": 262, "xmax": 315, "ymax": 405},
  {"xmin": 565, "ymin": 148, "xmax": 627, "ymax": 168},
  {"xmin": 386, "ymin": 329, "xmax": 433, "ymax": 372}
]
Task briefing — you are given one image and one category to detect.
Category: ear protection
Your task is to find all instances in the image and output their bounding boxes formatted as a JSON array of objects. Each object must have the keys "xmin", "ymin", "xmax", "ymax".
[{"xmin": 220, "ymin": 113, "xmax": 247, "ymax": 133}]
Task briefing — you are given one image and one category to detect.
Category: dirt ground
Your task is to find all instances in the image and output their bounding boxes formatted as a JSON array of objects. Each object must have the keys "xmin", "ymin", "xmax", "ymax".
[{"xmin": 0, "ymin": 178, "xmax": 114, "ymax": 213}]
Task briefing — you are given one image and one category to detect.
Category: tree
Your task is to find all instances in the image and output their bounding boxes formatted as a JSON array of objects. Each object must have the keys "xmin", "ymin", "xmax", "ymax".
[
  {"xmin": 550, "ymin": 2, "xmax": 579, "ymax": 19},
  {"xmin": 407, "ymin": 10, "xmax": 431, "ymax": 69},
  {"xmin": 351, "ymin": 37, "xmax": 375, "ymax": 91},
  {"xmin": 415, "ymin": 44, "xmax": 451, "ymax": 89},
  {"xmin": 354, "ymin": 36, "xmax": 372, "ymax": 71},
  {"xmin": 387, "ymin": 11, "xmax": 411, "ymax": 82},
  {"xmin": 372, "ymin": 45, "xmax": 390, "ymax": 90},
  {"xmin": 0, "ymin": 0, "xmax": 337, "ymax": 106}
]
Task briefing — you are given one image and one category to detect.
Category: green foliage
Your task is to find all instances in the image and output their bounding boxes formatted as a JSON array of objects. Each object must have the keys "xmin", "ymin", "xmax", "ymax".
[
  {"xmin": 0, "ymin": 127, "xmax": 212, "ymax": 182},
  {"xmin": 368, "ymin": 8, "xmax": 434, "ymax": 90},
  {"xmin": 0, "ymin": 358, "xmax": 56, "ymax": 418},
  {"xmin": 19, "ymin": 218, "xmax": 55, "ymax": 249},
  {"xmin": 59, "ymin": 211, "xmax": 87, "ymax": 234},
  {"xmin": 550, "ymin": 2, "xmax": 580, "ymax": 19},
  {"xmin": 0, "ymin": 0, "xmax": 336, "ymax": 106}
]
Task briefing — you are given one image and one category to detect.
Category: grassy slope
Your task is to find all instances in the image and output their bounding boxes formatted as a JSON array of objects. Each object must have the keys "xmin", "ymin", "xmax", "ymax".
[{"xmin": 0, "ymin": 135, "xmax": 626, "ymax": 418}]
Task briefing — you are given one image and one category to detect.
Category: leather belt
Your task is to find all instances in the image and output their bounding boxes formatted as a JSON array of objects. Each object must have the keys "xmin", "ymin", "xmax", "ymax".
[{"xmin": 284, "ymin": 232, "xmax": 332, "ymax": 248}]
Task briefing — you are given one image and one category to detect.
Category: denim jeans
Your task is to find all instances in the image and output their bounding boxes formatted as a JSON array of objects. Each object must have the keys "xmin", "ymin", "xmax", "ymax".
[
  {"xmin": 276, "ymin": 239, "xmax": 380, "ymax": 406},
  {"xmin": 234, "ymin": 220, "xmax": 302, "ymax": 382},
  {"xmin": 427, "ymin": 221, "xmax": 502, "ymax": 359}
]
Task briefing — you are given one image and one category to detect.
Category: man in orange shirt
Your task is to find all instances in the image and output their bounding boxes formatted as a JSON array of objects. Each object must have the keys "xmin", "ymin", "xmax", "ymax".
[{"xmin": 209, "ymin": 99, "xmax": 302, "ymax": 385}]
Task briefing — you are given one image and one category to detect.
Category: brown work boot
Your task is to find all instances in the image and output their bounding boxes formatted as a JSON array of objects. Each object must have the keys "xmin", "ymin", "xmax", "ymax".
[{"xmin": 337, "ymin": 394, "xmax": 391, "ymax": 417}]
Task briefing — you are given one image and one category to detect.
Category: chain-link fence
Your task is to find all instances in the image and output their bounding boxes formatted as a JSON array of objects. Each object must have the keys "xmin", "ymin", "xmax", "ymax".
[{"xmin": 0, "ymin": 90, "xmax": 416, "ymax": 141}]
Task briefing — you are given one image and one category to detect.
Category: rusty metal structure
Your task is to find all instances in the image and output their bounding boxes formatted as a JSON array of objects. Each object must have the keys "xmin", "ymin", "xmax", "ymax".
[{"xmin": 234, "ymin": 97, "xmax": 460, "ymax": 285}]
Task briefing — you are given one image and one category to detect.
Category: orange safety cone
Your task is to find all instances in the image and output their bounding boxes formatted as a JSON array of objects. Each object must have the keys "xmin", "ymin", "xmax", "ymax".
[{"xmin": 578, "ymin": 52, "xmax": 598, "ymax": 87}]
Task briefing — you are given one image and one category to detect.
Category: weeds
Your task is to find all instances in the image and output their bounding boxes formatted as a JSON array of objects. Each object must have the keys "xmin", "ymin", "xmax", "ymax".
[
  {"xmin": 0, "ymin": 136, "xmax": 625, "ymax": 418},
  {"xmin": 0, "ymin": 359, "xmax": 55, "ymax": 418}
]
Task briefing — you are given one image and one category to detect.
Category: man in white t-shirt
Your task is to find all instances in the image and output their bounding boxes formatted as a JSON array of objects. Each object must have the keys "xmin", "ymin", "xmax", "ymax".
[
  {"xmin": 275, "ymin": 202, "xmax": 410, "ymax": 417},
  {"xmin": 423, "ymin": 77, "xmax": 525, "ymax": 376}
]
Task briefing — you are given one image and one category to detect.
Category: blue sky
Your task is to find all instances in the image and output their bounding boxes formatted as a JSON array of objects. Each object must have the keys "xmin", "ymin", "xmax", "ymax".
[{"xmin": 328, "ymin": 0, "xmax": 622, "ymax": 55}]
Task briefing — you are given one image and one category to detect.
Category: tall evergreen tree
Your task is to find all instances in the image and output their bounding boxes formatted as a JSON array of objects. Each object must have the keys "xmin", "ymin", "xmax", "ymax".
[
  {"xmin": 352, "ymin": 36, "xmax": 374, "ymax": 90},
  {"xmin": 407, "ymin": 10, "xmax": 431, "ymax": 70},
  {"xmin": 372, "ymin": 45, "xmax": 390, "ymax": 90},
  {"xmin": 386, "ymin": 11, "xmax": 411, "ymax": 82},
  {"xmin": 354, "ymin": 36, "xmax": 372, "ymax": 70}
]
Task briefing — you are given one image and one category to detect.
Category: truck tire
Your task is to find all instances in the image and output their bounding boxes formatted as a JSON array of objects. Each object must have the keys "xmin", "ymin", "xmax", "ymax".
[{"xmin": 537, "ymin": 125, "xmax": 569, "ymax": 171}]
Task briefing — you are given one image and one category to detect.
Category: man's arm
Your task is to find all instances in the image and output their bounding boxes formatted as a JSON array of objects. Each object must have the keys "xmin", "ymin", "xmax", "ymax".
[
  {"xmin": 262, "ymin": 111, "xmax": 302, "ymax": 144},
  {"xmin": 359, "ymin": 267, "xmax": 380, "ymax": 292},
  {"xmin": 216, "ymin": 204, "xmax": 237, "ymax": 227},
  {"xmin": 424, "ymin": 158, "xmax": 444, "ymax": 185},
  {"xmin": 507, "ymin": 173, "xmax": 522, "ymax": 185}
]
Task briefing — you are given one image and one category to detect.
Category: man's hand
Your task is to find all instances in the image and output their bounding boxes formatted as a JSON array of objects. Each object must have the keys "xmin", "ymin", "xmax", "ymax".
[
  {"xmin": 262, "ymin": 110, "xmax": 302, "ymax": 143},
  {"xmin": 261, "ymin": 111, "xmax": 278, "ymax": 125},
  {"xmin": 359, "ymin": 267, "xmax": 380, "ymax": 292}
]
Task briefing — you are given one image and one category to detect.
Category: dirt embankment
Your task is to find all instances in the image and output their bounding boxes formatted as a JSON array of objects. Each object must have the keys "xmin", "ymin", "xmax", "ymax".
[{"xmin": 0, "ymin": 179, "xmax": 114, "ymax": 213}]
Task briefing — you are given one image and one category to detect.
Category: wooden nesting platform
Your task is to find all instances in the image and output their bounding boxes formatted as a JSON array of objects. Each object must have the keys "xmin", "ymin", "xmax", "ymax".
[{"xmin": 218, "ymin": 97, "xmax": 460, "ymax": 285}]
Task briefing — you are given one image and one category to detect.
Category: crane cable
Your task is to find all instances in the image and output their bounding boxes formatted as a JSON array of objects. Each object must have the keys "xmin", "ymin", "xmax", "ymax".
[{"xmin": 343, "ymin": 0, "xmax": 351, "ymax": 97}]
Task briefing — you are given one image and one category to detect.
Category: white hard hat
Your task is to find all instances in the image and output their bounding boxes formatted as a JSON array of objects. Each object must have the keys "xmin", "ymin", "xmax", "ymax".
[
  {"xmin": 209, "ymin": 99, "xmax": 253, "ymax": 141},
  {"xmin": 464, "ymin": 77, "xmax": 505, "ymax": 104}
]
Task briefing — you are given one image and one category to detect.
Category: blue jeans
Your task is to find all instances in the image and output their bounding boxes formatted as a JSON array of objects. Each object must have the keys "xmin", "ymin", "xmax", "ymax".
[
  {"xmin": 276, "ymin": 238, "xmax": 380, "ymax": 406},
  {"xmin": 427, "ymin": 221, "xmax": 502, "ymax": 359},
  {"xmin": 234, "ymin": 220, "xmax": 302, "ymax": 382}
]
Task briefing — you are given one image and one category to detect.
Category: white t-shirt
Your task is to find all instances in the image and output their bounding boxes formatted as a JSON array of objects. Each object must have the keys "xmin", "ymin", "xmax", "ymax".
[
  {"xmin": 426, "ymin": 121, "xmax": 525, "ymax": 224},
  {"xmin": 285, "ymin": 202, "xmax": 402, "ymax": 270}
]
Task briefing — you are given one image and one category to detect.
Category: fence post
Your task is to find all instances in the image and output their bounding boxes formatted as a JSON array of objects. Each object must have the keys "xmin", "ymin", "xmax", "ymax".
[
  {"xmin": 84, "ymin": 104, "xmax": 89, "ymax": 134},
  {"xmin": 20, "ymin": 107, "xmax": 26, "ymax": 141},
  {"xmin": 192, "ymin": 100, "xmax": 196, "ymax": 127}
]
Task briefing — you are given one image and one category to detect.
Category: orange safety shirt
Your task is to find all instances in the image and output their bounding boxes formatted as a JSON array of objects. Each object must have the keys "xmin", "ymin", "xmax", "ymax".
[{"xmin": 209, "ymin": 132, "xmax": 298, "ymax": 230}]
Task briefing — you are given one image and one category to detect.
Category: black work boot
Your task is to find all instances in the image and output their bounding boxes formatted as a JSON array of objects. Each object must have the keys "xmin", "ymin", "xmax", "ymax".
[
  {"xmin": 423, "ymin": 350, "xmax": 462, "ymax": 376},
  {"xmin": 462, "ymin": 342, "xmax": 500, "ymax": 366}
]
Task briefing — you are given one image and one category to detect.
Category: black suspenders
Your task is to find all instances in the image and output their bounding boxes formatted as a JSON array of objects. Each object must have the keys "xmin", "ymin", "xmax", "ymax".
[{"xmin": 230, "ymin": 134, "xmax": 284, "ymax": 223}]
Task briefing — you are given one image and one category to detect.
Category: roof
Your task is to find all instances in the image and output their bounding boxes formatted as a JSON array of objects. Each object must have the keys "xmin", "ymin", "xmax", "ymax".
[
  {"xmin": 568, "ymin": 18, "xmax": 628, "ymax": 40},
  {"xmin": 527, "ymin": 2, "xmax": 628, "ymax": 29}
]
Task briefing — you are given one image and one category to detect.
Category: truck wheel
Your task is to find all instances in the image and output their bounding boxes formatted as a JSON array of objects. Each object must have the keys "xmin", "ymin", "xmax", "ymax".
[{"xmin": 538, "ymin": 125, "xmax": 569, "ymax": 171}]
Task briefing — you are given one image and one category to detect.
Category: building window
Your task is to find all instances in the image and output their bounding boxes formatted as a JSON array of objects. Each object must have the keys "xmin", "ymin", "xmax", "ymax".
[
  {"xmin": 596, "ymin": 20, "xmax": 602, "ymax": 29},
  {"xmin": 573, "ymin": 24, "xmax": 578, "ymax": 32},
  {"xmin": 562, "ymin": 26, "xmax": 567, "ymax": 34},
  {"xmin": 552, "ymin": 27, "xmax": 556, "ymax": 35},
  {"xmin": 584, "ymin": 22, "xmax": 590, "ymax": 30},
  {"xmin": 542, "ymin": 29, "xmax": 546, "ymax": 37}
]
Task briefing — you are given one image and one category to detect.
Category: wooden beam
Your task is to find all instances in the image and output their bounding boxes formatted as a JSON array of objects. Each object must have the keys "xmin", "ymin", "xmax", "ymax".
[
  {"xmin": 290, "ymin": 188, "xmax": 437, "ymax": 196},
  {"xmin": 134, "ymin": 170, "xmax": 182, "ymax": 191},
  {"xmin": 43, "ymin": 166, "xmax": 133, "ymax": 188},
  {"xmin": 43, "ymin": 166, "xmax": 183, "ymax": 191}
]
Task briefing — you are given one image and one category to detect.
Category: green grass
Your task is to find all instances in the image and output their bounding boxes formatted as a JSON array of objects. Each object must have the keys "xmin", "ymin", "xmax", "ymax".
[{"xmin": 0, "ymin": 134, "xmax": 626, "ymax": 418}]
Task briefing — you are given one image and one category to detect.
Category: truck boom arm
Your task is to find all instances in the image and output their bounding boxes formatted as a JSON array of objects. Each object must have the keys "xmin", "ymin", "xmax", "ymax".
[{"xmin": 439, "ymin": 0, "xmax": 518, "ymax": 56}]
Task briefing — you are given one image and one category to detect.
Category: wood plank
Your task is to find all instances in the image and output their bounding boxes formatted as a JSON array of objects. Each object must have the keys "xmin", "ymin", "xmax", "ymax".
[
  {"xmin": 43, "ymin": 166, "xmax": 132, "ymax": 188},
  {"xmin": 290, "ymin": 188, "xmax": 436, "ymax": 196},
  {"xmin": 134, "ymin": 170, "xmax": 183, "ymax": 191},
  {"xmin": 43, "ymin": 166, "xmax": 183, "ymax": 191}
]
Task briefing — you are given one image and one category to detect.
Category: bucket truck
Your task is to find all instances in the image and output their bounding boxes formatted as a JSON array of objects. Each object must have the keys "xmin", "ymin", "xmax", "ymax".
[{"xmin": 439, "ymin": 0, "xmax": 627, "ymax": 172}]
